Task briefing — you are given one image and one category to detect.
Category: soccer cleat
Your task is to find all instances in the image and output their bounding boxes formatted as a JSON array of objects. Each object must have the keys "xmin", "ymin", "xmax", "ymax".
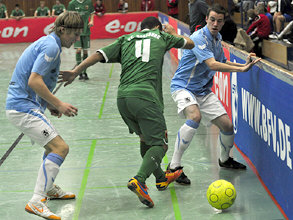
[
  {"xmin": 78, "ymin": 73, "xmax": 84, "ymax": 80},
  {"xmin": 47, "ymin": 184, "xmax": 76, "ymax": 200},
  {"xmin": 167, "ymin": 164, "xmax": 191, "ymax": 185},
  {"xmin": 25, "ymin": 200, "xmax": 61, "ymax": 220},
  {"xmin": 83, "ymin": 73, "xmax": 89, "ymax": 80},
  {"xmin": 219, "ymin": 157, "xmax": 247, "ymax": 169},
  {"xmin": 127, "ymin": 176, "xmax": 154, "ymax": 208},
  {"xmin": 156, "ymin": 169, "xmax": 183, "ymax": 191}
]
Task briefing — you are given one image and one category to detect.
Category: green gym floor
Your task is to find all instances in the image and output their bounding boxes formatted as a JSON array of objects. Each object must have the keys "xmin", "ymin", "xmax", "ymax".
[{"xmin": 0, "ymin": 39, "xmax": 285, "ymax": 220}]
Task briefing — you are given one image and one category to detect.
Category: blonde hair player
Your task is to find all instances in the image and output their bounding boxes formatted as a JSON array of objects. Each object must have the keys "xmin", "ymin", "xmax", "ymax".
[{"xmin": 5, "ymin": 11, "xmax": 83, "ymax": 220}]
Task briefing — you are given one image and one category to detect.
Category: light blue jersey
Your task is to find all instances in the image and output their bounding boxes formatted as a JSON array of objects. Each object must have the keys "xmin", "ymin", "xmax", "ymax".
[
  {"xmin": 171, "ymin": 25, "xmax": 226, "ymax": 95},
  {"xmin": 6, "ymin": 33, "xmax": 62, "ymax": 113}
]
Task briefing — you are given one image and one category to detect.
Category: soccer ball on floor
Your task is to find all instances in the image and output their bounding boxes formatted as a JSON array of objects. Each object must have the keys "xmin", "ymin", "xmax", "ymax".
[{"xmin": 206, "ymin": 179, "xmax": 236, "ymax": 210}]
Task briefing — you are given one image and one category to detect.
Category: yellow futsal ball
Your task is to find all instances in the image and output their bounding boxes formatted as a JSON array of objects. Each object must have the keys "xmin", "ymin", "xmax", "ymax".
[{"xmin": 206, "ymin": 179, "xmax": 236, "ymax": 210}]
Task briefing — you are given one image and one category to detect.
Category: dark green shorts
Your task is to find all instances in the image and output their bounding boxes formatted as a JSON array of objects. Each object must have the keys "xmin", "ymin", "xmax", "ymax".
[
  {"xmin": 117, "ymin": 97, "xmax": 167, "ymax": 146},
  {"xmin": 74, "ymin": 35, "xmax": 90, "ymax": 49}
]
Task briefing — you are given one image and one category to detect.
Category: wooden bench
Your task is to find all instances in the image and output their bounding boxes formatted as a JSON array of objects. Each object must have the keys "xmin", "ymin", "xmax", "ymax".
[{"xmin": 262, "ymin": 39, "xmax": 293, "ymax": 66}]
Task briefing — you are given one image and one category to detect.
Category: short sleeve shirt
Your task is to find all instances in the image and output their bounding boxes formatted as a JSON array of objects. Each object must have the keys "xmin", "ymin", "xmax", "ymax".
[
  {"xmin": 6, "ymin": 33, "xmax": 62, "ymax": 113},
  {"xmin": 171, "ymin": 25, "xmax": 227, "ymax": 95},
  {"xmin": 11, "ymin": 9, "xmax": 25, "ymax": 17},
  {"xmin": 98, "ymin": 29, "xmax": 186, "ymax": 110},
  {"xmin": 0, "ymin": 4, "xmax": 7, "ymax": 18},
  {"xmin": 68, "ymin": 0, "xmax": 94, "ymax": 36},
  {"xmin": 36, "ymin": 7, "xmax": 50, "ymax": 16},
  {"xmin": 52, "ymin": 4, "xmax": 66, "ymax": 15}
]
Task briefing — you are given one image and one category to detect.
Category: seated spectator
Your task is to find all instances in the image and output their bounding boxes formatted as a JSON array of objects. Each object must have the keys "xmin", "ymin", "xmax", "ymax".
[
  {"xmin": 141, "ymin": 0, "xmax": 154, "ymax": 11},
  {"xmin": 270, "ymin": 0, "xmax": 293, "ymax": 38},
  {"xmin": 220, "ymin": 12, "xmax": 238, "ymax": 44},
  {"xmin": 94, "ymin": 0, "xmax": 106, "ymax": 16},
  {"xmin": 247, "ymin": 5, "xmax": 271, "ymax": 56},
  {"xmin": 34, "ymin": 0, "xmax": 51, "ymax": 17},
  {"xmin": 0, "ymin": 0, "xmax": 8, "ymax": 19},
  {"xmin": 118, "ymin": 0, "xmax": 128, "ymax": 13},
  {"xmin": 236, "ymin": 0, "xmax": 255, "ymax": 21},
  {"xmin": 10, "ymin": 3, "xmax": 25, "ymax": 20},
  {"xmin": 52, "ymin": 0, "xmax": 66, "ymax": 16},
  {"xmin": 167, "ymin": 0, "xmax": 178, "ymax": 19},
  {"xmin": 189, "ymin": 0, "xmax": 208, "ymax": 34}
]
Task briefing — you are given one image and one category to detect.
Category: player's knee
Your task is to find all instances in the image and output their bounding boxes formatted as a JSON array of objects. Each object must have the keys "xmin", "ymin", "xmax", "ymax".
[
  {"xmin": 189, "ymin": 114, "xmax": 201, "ymax": 123},
  {"xmin": 163, "ymin": 143, "xmax": 168, "ymax": 153}
]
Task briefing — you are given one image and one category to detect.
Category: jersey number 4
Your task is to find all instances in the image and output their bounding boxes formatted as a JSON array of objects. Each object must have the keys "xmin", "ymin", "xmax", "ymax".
[{"xmin": 135, "ymin": 39, "xmax": 150, "ymax": 62}]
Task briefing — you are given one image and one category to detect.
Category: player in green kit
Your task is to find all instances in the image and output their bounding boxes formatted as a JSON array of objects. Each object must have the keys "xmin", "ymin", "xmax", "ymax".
[
  {"xmin": 0, "ymin": 0, "xmax": 8, "ymax": 19},
  {"xmin": 59, "ymin": 16, "xmax": 194, "ymax": 208},
  {"xmin": 52, "ymin": 0, "xmax": 66, "ymax": 16},
  {"xmin": 34, "ymin": 1, "xmax": 51, "ymax": 17},
  {"xmin": 68, "ymin": 0, "xmax": 94, "ymax": 80},
  {"xmin": 10, "ymin": 4, "xmax": 25, "ymax": 20}
]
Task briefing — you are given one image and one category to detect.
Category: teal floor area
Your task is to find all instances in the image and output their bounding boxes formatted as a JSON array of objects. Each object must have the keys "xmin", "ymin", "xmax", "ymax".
[{"xmin": 0, "ymin": 39, "xmax": 285, "ymax": 220}]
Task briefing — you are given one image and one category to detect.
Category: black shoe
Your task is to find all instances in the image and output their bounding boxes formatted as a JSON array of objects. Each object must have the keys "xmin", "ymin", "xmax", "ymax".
[
  {"xmin": 83, "ymin": 73, "xmax": 89, "ymax": 80},
  {"xmin": 79, "ymin": 74, "xmax": 84, "ymax": 80},
  {"xmin": 167, "ymin": 164, "xmax": 191, "ymax": 185},
  {"xmin": 218, "ymin": 157, "xmax": 246, "ymax": 169}
]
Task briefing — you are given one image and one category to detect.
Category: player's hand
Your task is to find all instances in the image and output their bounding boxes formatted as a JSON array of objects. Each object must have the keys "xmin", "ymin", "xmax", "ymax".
[
  {"xmin": 245, "ymin": 53, "xmax": 257, "ymax": 65},
  {"xmin": 163, "ymin": 24, "xmax": 176, "ymax": 35},
  {"xmin": 47, "ymin": 105, "xmax": 62, "ymax": 118},
  {"xmin": 58, "ymin": 70, "xmax": 77, "ymax": 86},
  {"xmin": 241, "ymin": 57, "xmax": 261, "ymax": 72},
  {"xmin": 88, "ymin": 21, "xmax": 94, "ymax": 28},
  {"xmin": 57, "ymin": 102, "xmax": 78, "ymax": 117}
]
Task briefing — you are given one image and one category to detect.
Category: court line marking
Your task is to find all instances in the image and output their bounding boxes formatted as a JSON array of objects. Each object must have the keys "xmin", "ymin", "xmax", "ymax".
[
  {"xmin": 73, "ymin": 139, "xmax": 97, "ymax": 220},
  {"xmin": 163, "ymin": 155, "xmax": 182, "ymax": 220},
  {"xmin": 98, "ymin": 64, "xmax": 114, "ymax": 119},
  {"xmin": 74, "ymin": 63, "xmax": 114, "ymax": 219}
]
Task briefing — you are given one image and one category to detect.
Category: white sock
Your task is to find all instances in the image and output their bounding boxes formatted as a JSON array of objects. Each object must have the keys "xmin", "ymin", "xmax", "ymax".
[
  {"xmin": 219, "ymin": 131, "xmax": 235, "ymax": 162},
  {"xmin": 30, "ymin": 153, "xmax": 64, "ymax": 202},
  {"xmin": 170, "ymin": 120, "xmax": 199, "ymax": 169}
]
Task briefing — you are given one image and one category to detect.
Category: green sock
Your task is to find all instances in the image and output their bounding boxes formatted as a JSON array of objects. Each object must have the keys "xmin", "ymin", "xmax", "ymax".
[
  {"xmin": 136, "ymin": 145, "xmax": 165, "ymax": 184},
  {"xmin": 140, "ymin": 142, "xmax": 165, "ymax": 181},
  {"xmin": 76, "ymin": 52, "xmax": 81, "ymax": 66},
  {"xmin": 83, "ymin": 53, "xmax": 88, "ymax": 73}
]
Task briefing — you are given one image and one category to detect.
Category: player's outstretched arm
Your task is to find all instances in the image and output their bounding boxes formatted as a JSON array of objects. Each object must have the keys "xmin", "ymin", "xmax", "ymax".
[
  {"xmin": 29, "ymin": 72, "xmax": 78, "ymax": 117},
  {"xmin": 205, "ymin": 55, "xmax": 261, "ymax": 73},
  {"xmin": 163, "ymin": 24, "xmax": 194, "ymax": 49},
  {"xmin": 59, "ymin": 52, "xmax": 105, "ymax": 86}
]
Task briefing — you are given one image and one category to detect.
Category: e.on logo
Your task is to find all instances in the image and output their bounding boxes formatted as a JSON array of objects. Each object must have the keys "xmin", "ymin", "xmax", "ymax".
[
  {"xmin": 105, "ymin": 19, "xmax": 141, "ymax": 34},
  {"xmin": 0, "ymin": 26, "xmax": 28, "ymax": 38}
]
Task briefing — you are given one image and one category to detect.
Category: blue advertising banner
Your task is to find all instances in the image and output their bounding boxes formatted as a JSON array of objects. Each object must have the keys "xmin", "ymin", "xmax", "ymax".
[{"xmin": 230, "ymin": 53, "xmax": 293, "ymax": 219}]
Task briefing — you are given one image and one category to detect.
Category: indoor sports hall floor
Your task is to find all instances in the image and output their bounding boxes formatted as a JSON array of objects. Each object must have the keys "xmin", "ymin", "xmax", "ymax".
[{"xmin": 0, "ymin": 39, "xmax": 285, "ymax": 220}]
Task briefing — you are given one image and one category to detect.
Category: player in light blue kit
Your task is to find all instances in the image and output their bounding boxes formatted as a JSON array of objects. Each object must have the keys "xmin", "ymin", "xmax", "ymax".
[
  {"xmin": 167, "ymin": 4, "xmax": 261, "ymax": 185},
  {"xmin": 5, "ymin": 11, "xmax": 83, "ymax": 220}
]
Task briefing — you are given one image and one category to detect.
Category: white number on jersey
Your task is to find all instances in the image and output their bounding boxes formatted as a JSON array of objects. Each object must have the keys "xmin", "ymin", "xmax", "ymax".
[{"xmin": 135, "ymin": 39, "xmax": 150, "ymax": 62}]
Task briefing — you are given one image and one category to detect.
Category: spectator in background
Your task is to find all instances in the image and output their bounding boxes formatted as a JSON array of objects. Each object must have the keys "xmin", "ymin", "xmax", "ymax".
[
  {"xmin": 247, "ymin": 5, "xmax": 271, "ymax": 56},
  {"xmin": 34, "ymin": 0, "xmax": 51, "ymax": 17},
  {"xmin": 118, "ymin": 0, "xmax": 128, "ymax": 13},
  {"xmin": 167, "ymin": 0, "xmax": 179, "ymax": 19},
  {"xmin": 0, "ymin": 0, "xmax": 8, "ymax": 19},
  {"xmin": 94, "ymin": 0, "xmax": 106, "ymax": 16},
  {"xmin": 52, "ymin": 0, "xmax": 66, "ymax": 16},
  {"xmin": 141, "ymin": 0, "xmax": 155, "ymax": 11},
  {"xmin": 220, "ymin": 11, "xmax": 238, "ymax": 44},
  {"xmin": 189, "ymin": 0, "xmax": 208, "ymax": 34},
  {"xmin": 273, "ymin": 0, "xmax": 293, "ymax": 37},
  {"xmin": 10, "ymin": 4, "xmax": 25, "ymax": 20}
]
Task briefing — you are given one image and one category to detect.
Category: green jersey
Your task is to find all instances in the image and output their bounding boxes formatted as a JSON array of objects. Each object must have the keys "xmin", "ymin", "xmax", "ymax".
[
  {"xmin": 99, "ymin": 29, "xmax": 185, "ymax": 110},
  {"xmin": 11, "ymin": 9, "xmax": 24, "ymax": 17},
  {"xmin": 0, "ymin": 4, "xmax": 7, "ymax": 18},
  {"xmin": 68, "ymin": 0, "xmax": 94, "ymax": 36},
  {"xmin": 36, "ymin": 7, "xmax": 50, "ymax": 16},
  {"xmin": 52, "ymin": 4, "xmax": 66, "ymax": 15}
]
